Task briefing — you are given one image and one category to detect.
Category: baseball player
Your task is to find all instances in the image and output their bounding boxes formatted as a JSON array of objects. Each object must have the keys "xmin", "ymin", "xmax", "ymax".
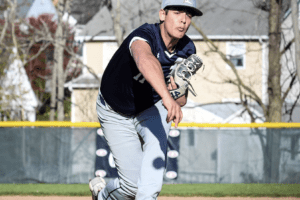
[{"xmin": 90, "ymin": 0, "xmax": 203, "ymax": 199}]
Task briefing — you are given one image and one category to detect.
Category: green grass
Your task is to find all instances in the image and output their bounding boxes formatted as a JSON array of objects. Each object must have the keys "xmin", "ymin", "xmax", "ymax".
[
  {"xmin": 0, "ymin": 183, "xmax": 299, "ymax": 197},
  {"xmin": 160, "ymin": 183, "xmax": 300, "ymax": 197},
  {"xmin": 0, "ymin": 184, "xmax": 90, "ymax": 196}
]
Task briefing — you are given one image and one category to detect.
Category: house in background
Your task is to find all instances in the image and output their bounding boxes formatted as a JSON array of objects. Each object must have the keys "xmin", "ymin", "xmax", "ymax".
[
  {"xmin": 25, "ymin": 0, "xmax": 57, "ymax": 19},
  {"xmin": 181, "ymin": 100, "xmax": 265, "ymax": 123},
  {"xmin": 26, "ymin": 0, "xmax": 78, "ymax": 29},
  {"xmin": 67, "ymin": 0, "xmax": 269, "ymax": 123},
  {"xmin": 64, "ymin": 68, "xmax": 101, "ymax": 122},
  {"xmin": 0, "ymin": 49, "xmax": 38, "ymax": 121},
  {"xmin": 0, "ymin": 0, "xmax": 81, "ymax": 121}
]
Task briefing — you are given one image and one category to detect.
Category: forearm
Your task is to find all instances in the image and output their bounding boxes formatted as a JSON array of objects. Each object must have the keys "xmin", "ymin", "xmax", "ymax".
[
  {"xmin": 131, "ymin": 41, "xmax": 171, "ymax": 100},
  {"xmin": 138, "ymin": 57, "xmax": 171, "ymax": 99},
  {"xmin": 131, "ymin": 40, "xmax": 183, "ymax": 127}
]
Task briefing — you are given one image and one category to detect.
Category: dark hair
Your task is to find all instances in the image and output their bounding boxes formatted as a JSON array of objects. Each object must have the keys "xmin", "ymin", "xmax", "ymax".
[{"xmin": 159, "ymin": 6, "xmax": 195, "ymax": 24}]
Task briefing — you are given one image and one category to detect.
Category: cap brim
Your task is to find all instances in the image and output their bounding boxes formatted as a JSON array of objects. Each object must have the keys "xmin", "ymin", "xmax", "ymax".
[
  {"xmin": 190, "ymin": 7, "xmax": 203, "ymax": 16},
  {"xmin": 164, "ymin": 5, "xmax": 203, "ymax": 16}
]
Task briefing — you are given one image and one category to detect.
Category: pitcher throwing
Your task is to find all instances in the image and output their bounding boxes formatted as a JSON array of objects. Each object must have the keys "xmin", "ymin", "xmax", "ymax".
[{"xmin": 91, "ymin": 0, "xmax": 203, "ymax": 199}]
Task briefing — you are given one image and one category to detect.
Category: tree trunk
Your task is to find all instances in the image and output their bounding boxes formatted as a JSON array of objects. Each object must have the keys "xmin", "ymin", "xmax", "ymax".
[
  {"xmin": 264, "ymin": 0, "xmax": 283, "ymax": 183},
  {"xmin": 291, "ymin": 0, "xmax": 300, "ymax": 82},
  {"xmin": 112, "ymin": 0, "xmax": 123, "ymax": 46},
  {"xmin": 55, "ymin": 0, "xmax": 68, "ymax": 121},
  {"xmin": 267, "ymin": 0, "xmax": 282, "ymax": 123},
  {"xmin": 50, "ymin": 56, "xmax": 57, "ymax": 121}
]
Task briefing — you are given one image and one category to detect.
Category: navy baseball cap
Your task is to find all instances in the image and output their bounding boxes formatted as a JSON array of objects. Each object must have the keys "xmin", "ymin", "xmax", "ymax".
[{"xmin": 161, "ymin": 0, "xmax": 203, "ymax": 16}]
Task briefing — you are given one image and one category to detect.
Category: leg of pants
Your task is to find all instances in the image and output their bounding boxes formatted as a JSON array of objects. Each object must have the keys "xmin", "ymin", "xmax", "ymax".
[
  {"xmin": 96, "ymin": 94, "xmax": 142, "ymax": 200},
  {"xmin": 96, "ymin": 93, "xmax": 171, "ymax": 200},
  {"xmin": 134, "ymin": 100, "xmax": 171, "ymax": 200}
]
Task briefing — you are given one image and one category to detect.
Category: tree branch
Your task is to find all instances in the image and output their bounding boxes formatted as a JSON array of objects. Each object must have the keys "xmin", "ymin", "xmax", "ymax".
[{"xmin": 191, "ymin": 21, "xmax": 267, "ymax": 118}]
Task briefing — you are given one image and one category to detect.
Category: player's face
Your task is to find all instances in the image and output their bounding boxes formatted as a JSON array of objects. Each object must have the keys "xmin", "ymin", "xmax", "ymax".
[{"xmin": 160, "ymin": 9, "xmax": 192, "ymax": 39}]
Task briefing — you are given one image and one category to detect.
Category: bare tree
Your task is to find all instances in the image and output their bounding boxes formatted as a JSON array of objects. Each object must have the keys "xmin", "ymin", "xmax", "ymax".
[
  {"xmin": 0, "ymin": 0, "xmax": 53, "ymax": 121},
  {"xmin": 111, "ymin": 0, "xmax": 122, "ymax": 46},
  {"xmin": 106, "ymin": 0, "xmax": 159, "ymax": 46},
  {"xmin": 0, "ymin": 0, "xmax": 82, "ymax": 121},
  {"xmin": 291, "ymin": 0, "xmax": 300, "ymax": 82},
  {"xmin": 51, "ymin": 0, "xmax": 69, "ymax": 121},
  {"xmin": 50, "ymin": 0, "xmax": 81, "ymax": 121},
  {"xmin": 191, "ymin": 0, "xmax": 300, "ymax": 183}
]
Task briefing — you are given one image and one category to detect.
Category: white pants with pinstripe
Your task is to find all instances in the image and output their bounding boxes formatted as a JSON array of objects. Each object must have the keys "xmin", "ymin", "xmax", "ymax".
[{"xmin": 96, "ymin": 92, "xmax": 171, "ymax": 200}]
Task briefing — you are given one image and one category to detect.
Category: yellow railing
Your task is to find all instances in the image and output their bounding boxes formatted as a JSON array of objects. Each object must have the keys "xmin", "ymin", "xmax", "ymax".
[
  {"xmin": 0, "ymin": 121, "xmax": 100, "ymax": 127},
  {"xmin": 1, "ymin": 121, "xmax": 300, "ymax": 128}
]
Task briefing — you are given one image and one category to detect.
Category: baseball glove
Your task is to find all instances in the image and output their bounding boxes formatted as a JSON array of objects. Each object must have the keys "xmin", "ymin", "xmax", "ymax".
[{"xmin": 167, "ymin": 54, "xmax": 204, "ymax": 100}]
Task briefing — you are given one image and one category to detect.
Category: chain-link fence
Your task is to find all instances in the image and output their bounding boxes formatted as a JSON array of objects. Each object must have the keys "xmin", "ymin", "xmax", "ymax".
[{"xmin": 0, "ymin": 126, "xmax": 299, "ymax": 184}]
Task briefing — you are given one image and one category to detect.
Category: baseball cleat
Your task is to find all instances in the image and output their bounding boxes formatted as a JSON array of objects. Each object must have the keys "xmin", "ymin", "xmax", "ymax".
[{"xmin": 89, "ymin": 177, "xmax": 106, "ymax": 200}]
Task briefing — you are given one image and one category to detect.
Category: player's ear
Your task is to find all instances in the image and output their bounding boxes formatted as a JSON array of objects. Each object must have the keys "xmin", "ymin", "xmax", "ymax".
[{"xmin": 159, "ymin": 9, "xmax": 166, "ymax": 22}]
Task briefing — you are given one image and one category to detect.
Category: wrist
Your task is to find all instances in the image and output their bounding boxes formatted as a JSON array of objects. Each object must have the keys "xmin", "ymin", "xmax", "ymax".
[{"xmin": 161, "ymin": 91, "xmax": 173, "ymax": 101}]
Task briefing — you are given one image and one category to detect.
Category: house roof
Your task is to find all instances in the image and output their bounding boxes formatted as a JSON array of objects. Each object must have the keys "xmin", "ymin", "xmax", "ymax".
[
  {"xmin": 16, "ymin": 0, "xmax": 35, "ymax": 18},
  {"xmin": 78, "ymin": 0, "xmax": 269, "ymax": 39},
  {"xmin": 79, "ymin": 6, "xmax": 114, "ymax": 37},
  {"xmin": 0, "ymin": 0, "xmax": 34, "ymax": 19},
  {"xmin": 183, "ymin": 102, "xmax": 300, "ymax": 123},
  {"xmin": 192, "ymin": 0, "xmax": 268, "ymax": 37},
  {"xmin": 64, "ymin": 72, "xmax": 101, "ymax": 89},
  {"xmin": 14, "ymin": 0, "xmax": 77, "ymax": 26},
  {"xmin": 70, "ymin": 0, "xmax": 104, "ymax": 25},
  {"xmin": 200, "ymin": 103, "xmax": 247, "ymax": 120},
  {"xmin": 26, "ymin": 0, "xmax": 57, "ymax": 19},
  {"xmin": 181, "ymin": 102, "xmax": 265, "ymax": 123}
]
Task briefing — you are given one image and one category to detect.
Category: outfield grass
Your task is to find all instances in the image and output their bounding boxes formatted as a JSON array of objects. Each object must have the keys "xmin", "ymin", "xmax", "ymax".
[
  {"xmin": 0, "ymin": 183, "xmax": 299, "ymax": 197},
  {"xmin": 161, "ymin": 183, "xmax": 300, "ymax": 197}
]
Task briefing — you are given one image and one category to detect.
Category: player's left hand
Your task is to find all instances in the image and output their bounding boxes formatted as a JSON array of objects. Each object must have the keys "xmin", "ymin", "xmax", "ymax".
[
  {"xmin": 167, "ymin": 54, "xmax": 203, "ymax": 100},
  {"xmin": 167, "ymin": 76, "xmax": 177, "ymax": 90},
  {"xmin": 168, "ymin": 76, "xmax": 187, "ymax": 107}
]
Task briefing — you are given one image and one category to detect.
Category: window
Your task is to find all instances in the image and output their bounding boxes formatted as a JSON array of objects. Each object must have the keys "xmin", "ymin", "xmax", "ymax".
[{"xmin": 226, "ymin": 42, "xmax": 246, "ymax": 69}]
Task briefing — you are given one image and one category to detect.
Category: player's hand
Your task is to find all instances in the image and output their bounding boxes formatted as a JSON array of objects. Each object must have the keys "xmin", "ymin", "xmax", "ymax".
[
  {"xmin": 167, "ymin": 76, "xmax": 177, "ymax": 90},
  {"xmin": 162, "ymin": 94, "xmax": 183, "ymax": 128},
  {"xmin": 168, "ymin": 76, "xmax": 187, "ymax": 107}
]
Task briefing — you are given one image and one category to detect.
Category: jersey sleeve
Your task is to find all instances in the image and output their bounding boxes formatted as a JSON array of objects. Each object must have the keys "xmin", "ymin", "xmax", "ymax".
[{"xmin": 127, "ymin": 24, "xmax": 157, "ymax": 56}]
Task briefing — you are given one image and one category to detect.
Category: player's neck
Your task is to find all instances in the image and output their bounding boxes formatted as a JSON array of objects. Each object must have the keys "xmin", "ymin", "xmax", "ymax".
[{"xmin": 160, "ymin": 24, "xmax": 179, "ymax": 53}]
